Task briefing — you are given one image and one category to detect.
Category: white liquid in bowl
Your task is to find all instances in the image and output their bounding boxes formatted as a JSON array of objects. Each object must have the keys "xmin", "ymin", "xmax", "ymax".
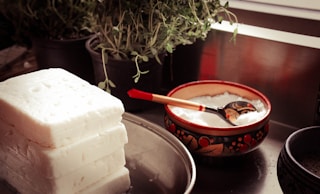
[{"xmin": 169, "ymin": 92, "xmax": 267, "ymax": 128}]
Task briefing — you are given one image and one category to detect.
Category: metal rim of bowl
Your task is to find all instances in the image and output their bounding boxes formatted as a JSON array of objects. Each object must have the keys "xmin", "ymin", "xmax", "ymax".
[
  {"xmin": 164, "ymin": 80, "xmax": 272, "ymax": 133},
  {"xmin": 123, "ymin": 112, "xmax": 197, "ymax": 194}
]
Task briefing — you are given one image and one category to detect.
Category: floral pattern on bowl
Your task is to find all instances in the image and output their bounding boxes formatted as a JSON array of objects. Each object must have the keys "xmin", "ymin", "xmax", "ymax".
[{"xmin": 165, "ymin": 114, "xmax": 269, "ymax": 157}]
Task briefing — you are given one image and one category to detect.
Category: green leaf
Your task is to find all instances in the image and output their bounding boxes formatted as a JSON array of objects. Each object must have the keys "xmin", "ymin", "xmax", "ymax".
[
  {"xmin": 155, "ymin": 55, "xmax": 162, "ymax": 64},
  {"xmin": 217, "ymin": 16, "xmax": 224, "ymax": 23},
  {"xmin": 98, "ymin": 81, "xmax": 106, "ymax": 90},
  {"xmin": 150, "ymin": 47, "xmax": 158, "ymax": 56},
  {"xmin": 108, "ymin": 80, "xmax": 116, "ymax": 88},
  {"xmin": 166, "ymin": 43, "xmax": 173, "ymax": 53},
  {"xmin": 134, "ymin": 76, "xmax": 139, "ymax": 83},
  {"xmin": 141, "ymin": 55, "xmax": 148, "ymax": 62},
  {"xmin": 112, "ymin": 26, "xmax": 119, "ymax": 32},
  {"xmin": 105, "ymin": 88, "xmax": 111, "ymax": 93},
  {"xmin": 131, "ymin": 51, "xmax": 138, "ymax": 56}
]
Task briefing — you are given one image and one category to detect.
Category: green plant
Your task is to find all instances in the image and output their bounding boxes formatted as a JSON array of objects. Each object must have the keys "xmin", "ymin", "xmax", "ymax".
[
  {"xmin": 91, "ymin": 0, "xmax": 237, "ymax": 92},
  {"xmin": 0, "ymin": 0, "xmax": 96, "ymax": 42}
]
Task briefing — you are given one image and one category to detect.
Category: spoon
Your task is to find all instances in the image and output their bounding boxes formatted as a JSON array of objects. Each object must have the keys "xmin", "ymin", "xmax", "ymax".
[{"xmin": 127, "ymin": 88, "xmax": 257, "ymax": 126}]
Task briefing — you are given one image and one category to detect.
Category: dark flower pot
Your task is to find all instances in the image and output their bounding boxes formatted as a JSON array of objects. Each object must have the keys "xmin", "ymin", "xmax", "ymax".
[
  {"xmin": 162, "ymin": 38, "xmax": 206, "ymax": 91},
  {"xmin": 85, "ymin": 36, "xmax": 163, "ymax": 112},
  {"xmin": 32, "ymin": 36, "xmax": 95, "ymax": 84},
  {"xmin": 277, "ymin": 126, "xmax": 320, "ymax": 194}
]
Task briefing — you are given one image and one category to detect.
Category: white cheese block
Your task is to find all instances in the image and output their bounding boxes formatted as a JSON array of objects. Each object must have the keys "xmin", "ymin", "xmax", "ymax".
[
  {"xmin": 0, "ymin": 120, "xmax": 128, "ymax": 178},
  {"xmin": 0, "ymin": 68, "xmax": 124, "ymax": 148},
  {"xmin": 0, "ymin": 149, "xmax": 127, "ymax": 194},
  {"xmin": 78, "ymin": 167, "xmax": 131, "ymax": 194}
]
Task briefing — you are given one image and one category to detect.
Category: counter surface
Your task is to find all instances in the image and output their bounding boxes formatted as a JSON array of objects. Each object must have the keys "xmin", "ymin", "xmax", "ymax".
[{"xmin": 134, "ymin": 104, "xmax": 296, "ymax": 194}]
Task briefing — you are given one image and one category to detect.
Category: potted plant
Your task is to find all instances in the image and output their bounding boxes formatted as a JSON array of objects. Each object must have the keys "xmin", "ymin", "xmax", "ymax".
[
  {"xmin": 0, "ymin": 0, "xmax": 96, "ymax": 83},
  {"xmin": 162, "ymin": 0, "xmax": 238, "ymax": 89},
  {"xmin": 86, "ymin": 0, "xmax": 237, "ymax": 111}
]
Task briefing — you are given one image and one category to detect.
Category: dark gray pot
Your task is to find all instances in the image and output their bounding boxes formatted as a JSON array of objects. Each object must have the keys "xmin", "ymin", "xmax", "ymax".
[
  {"xmin": 32, "ymin": 36, "xmax": 95, "ymax": 84},
  {"xmin": 277, "ymin": 126, "xmax": 320, "ymax": 194},
  {"xmin": 85, "ymin": 36, "xmax": 163, "ymax": 112}
]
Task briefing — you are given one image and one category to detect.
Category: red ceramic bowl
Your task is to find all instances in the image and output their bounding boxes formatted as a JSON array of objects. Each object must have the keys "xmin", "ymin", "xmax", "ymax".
[{"xmin": 164, "ymin": 80, "xmax": 271, "ymax": 157}]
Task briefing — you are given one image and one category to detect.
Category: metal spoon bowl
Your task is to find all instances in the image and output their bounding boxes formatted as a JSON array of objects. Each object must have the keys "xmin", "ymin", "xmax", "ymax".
[{"xmin": 207, "ymin": 101, "xmax": 257, "ymax": 125}]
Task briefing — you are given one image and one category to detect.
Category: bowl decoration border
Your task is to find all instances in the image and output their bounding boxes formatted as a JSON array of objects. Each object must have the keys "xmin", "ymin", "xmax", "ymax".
[{"xmin": 164, "ymin": 113, "xmax": 269, "ymax": 157}]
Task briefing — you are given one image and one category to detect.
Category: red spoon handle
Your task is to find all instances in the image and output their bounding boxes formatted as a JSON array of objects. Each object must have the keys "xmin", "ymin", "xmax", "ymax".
[{"xmin": 127, "ymin": 88, "xmax": 205, "ymax": 111}]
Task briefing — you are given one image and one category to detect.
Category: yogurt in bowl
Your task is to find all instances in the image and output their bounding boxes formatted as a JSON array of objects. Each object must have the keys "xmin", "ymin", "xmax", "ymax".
[
  {"xmin": 170, "ymin": 92, "xmax": 267, "ymax": 128},
  {"xmin": 164, "ymin": 80, "xmax": 271, "ymax": 157}
]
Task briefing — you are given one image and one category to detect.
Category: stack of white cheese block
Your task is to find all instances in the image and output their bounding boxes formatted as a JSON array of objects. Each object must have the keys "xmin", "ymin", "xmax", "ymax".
[{"xmin": 0, "ymin": 68, "xmax": 130, "ymax": 194}]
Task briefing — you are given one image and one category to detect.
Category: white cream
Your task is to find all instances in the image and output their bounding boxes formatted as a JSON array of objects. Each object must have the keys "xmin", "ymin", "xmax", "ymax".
[{"xmin": 170, "ymin": 92, "xmax": 267, "ymax": 127}]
